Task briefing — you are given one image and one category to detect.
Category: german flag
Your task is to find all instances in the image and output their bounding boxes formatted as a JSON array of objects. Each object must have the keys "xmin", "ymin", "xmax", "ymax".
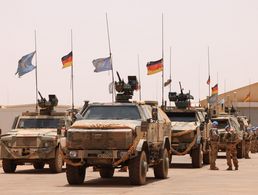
[
  {"xmin": 61, "ymin": 51, "xmax": 73, "ymax": 68},
  {"xmin": 146, "ymin": 58, "xmax": 163, "ymax": 75},
  {"xmin": 211, "ymin": 84, "xmax": 218, "ymax": 96},
  {"xmin": 243, "ymin": 92, "xmax": 250, "ymax": 102}
]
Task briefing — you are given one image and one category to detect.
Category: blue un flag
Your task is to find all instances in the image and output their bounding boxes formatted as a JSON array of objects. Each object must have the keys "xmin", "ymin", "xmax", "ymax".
[{"xmin": 15, "ymin": 51, "xmax": 36, "ymax": 77}]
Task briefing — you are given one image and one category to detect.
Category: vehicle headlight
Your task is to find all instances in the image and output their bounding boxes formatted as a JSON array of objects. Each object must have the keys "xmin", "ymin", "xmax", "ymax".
[
  {"xmin": 43, "ymin": 141, "xmax": 53, "ymax": 147},
  {"xmin": 69, "ymin": 150, "xmax": 78, "ymax": 158}
]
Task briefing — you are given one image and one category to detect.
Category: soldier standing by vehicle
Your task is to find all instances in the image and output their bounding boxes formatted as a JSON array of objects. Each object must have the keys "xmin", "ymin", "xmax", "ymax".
[
  {"xmin": 209, "ymin": 121, "xmax": 219, "ymax": 170},
  {"xmin": 224, "ymin": 125, "xmax": 239, "ymax": 170},
  {"xmin": 244, "ymin": 128, "xmax": 252, "ymax": 159}
]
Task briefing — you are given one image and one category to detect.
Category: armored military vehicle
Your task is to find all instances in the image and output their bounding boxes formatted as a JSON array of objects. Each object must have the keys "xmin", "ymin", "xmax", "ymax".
[
  {"xmin": 164, "ymin": 82, "xmax": 210, "ymax": 168},
  {"xmin": 62, "ymin": 73, "xmax": 171, "ymax": 185},
  {"xmin": 211, "ymin": 114, "xmax": 245, "ymax": 158},
  {"xmin": 0, "ymin": 93, "xmax": 73, "ymax": 173}
]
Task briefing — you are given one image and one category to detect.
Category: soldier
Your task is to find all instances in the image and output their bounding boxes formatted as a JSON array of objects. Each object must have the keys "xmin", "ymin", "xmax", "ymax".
[
  {"xmin": 244, "ymin": 128, "xmax": 252, "ymax": 158},
  {"xmin": 251, "ymin": 127, "xmax": 258, "ymax": 153},
  {"xmin": 224, "ymin": 125, "xmax": 239, "ymax": 170},
  {"xmin": 209, "ymin": 121, "xmax": 219, "ymax": 170}
]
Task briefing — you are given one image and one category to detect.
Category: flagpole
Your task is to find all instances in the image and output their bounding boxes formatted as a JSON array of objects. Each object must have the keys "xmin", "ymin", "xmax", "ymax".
[
  {"xmin": 207, "ymin": 46, "xmax": 211, "ymax": 115},
  {"xmin": 34, "ymin": 30, "xmax": 39, "ymax": 113},
  {"xmin": 208, "ymin": 46, "xmax": 211, "ymax": 97},
  {"xmin": 137, "ymin": 54, "xmax": 142, "ymax": 101},
  {"xmin": 71, "ymin": 29, "xmax": 74, "ymax": 110},
  {"xmin": 169, "ymin": 46, "xmax": 172, "ymax": 106},
  {"xmin": 161, "ymin": 13, "xmax": 164, "ymax": 107},
  {"xmin": 106, "ymin": 13, "xmax": 115, "ymax": 103},
  {"xmin": 249, "ymin": 79, "xmax": 251, "ymax": 120},
  {"xmin": 169, "ymin": 46, "xmax": 172, "ymax": 93}
]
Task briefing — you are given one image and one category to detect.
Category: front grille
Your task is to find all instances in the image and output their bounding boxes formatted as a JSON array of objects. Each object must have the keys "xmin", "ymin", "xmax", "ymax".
[{"xmin": 16, "ymin": 137, "xmax": 37, "ymax": 147}]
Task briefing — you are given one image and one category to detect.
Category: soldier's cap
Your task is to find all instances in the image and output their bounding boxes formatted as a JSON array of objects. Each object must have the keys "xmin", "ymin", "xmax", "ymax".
[{"xmin": 212, "ymin": 121, "xmax": 218, "ymax": 126}]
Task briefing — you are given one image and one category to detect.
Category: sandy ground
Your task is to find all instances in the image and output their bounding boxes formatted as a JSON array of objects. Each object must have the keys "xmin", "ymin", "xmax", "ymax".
[{"xmin": 0, "ymin": 153, "xmax": 257, "ymax": 195}]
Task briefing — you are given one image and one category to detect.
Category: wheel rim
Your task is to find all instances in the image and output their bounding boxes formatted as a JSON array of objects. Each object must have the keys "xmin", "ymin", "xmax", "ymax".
[
  {"xmin": 164, "ymin": 150, "xmax": 169, "ymax": 175},
  {"xmin": 57, "ymin": 152, "xmax": 63, "ymax": 168},
  {"xmin": 141, "ymin": 153, "xmax": 147, "ymax": 178}
]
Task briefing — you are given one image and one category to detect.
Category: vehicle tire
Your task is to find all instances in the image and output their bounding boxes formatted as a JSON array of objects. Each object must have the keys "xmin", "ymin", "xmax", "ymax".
[
  {"xmin": 66, "ymin": 164, "xmax": 86, "ymax": 185},
  {"xmin": 33, "ymin": 162, "xmax": 45, "ymax": 170},
  {"xmin": 153, "ymin": 149, "xmax": 169, "ymax": 179},
  {"xmin": 191, "ymin": 144, "xmax": 203, "ymax": 168},
  {"xmin": 49, "ymin": 147, "xmax": 63, "ymax": 173},
  {"xmin": 99, "ymin": 167, "xmax": 114, "ymax": 178},
  {"xmin": 2, "ymin": 159, "xmax": 17, "ymax": 173},
  {"xmin": 128, "ymin": 150, "xmax": 148, "ymax": 185},
  {"xmin": 203, "ymin": 151, "xmax": 210, "ymax": 165},
  {"xmin": 237, "ymin": 141, "xmax": 245, "ymax": 159}
]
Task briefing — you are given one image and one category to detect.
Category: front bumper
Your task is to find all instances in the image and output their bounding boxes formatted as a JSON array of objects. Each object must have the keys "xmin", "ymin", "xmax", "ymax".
[
  {"xmin": 0, "ymin": 143, "xmax": 56, "ymax": 160},
  {"xmin": 66, "ymin": 149, "xmax": 130, "ymax": 166}
]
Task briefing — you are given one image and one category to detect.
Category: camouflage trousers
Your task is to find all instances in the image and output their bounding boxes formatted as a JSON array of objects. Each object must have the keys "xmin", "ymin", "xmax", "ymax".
[
  {"xmin": 209, "ymin": 142, "xmax": 218, "ymax": 169},
  {"xmin": 226, "ymin": 143, "xmax": 238, "ymax": 169},
  {"xmin": 245, "ymin": 141, "xmax": 251, "ymax": 158},
  {"xmin": 250, "ymin": 140, "xmax": 257, "ymax": 153}
]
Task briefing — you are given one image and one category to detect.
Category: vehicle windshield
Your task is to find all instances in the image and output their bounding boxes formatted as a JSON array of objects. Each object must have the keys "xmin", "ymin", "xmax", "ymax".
[
  {"xmin": 166, "ymin": 112, "xmax": 196, "ymax": 122},
  {"xmin": 17, "ymin": 118, "xmax": 61, "ymax": 129},
  {"xmin": 211, "ymin": 119, "xmax": 228, "ymax": 129},
  {"xmin": 83, "ymin": 105, "xmax": 141, "ymax": 120}
]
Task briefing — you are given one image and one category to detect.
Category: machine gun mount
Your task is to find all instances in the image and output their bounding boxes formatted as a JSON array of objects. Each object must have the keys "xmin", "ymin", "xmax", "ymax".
[
  {"xmin": 115, "ymin": 72, "xmax": 138, "ymax": 102},
  {"xmin": 168, "ymin": 82, "xmax": 194, "ymax": 109},
  {"xmin": 38, "ymin": 92, "xmax": 58, "ymax": 115}
]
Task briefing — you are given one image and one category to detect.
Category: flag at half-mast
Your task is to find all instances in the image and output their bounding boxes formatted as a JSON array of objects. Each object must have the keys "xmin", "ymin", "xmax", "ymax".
[
  {"xmin": 211, "ymin": 84, "xmax": 218, "ymax": 96},
  {"xmin": 146, "ymin": 58, "xmax": 163, "ymax": 75},
  {"xmin": 15, "ymin": 51, "xmax": 36, "ymax": 77},
  {"xmin": 92, "ymin": 56, "xmax": 112, "ymax": 72},
  {"xmin": 243, "ymin": 92, "xmax": 250, "ymax": 102},
  {"xmin": 61, "ymin": 51, "xmax": 73, "ymax": 68},
  {"xmin": 206, "ymin": 75, "xmax": 210, "ymax": 85}
]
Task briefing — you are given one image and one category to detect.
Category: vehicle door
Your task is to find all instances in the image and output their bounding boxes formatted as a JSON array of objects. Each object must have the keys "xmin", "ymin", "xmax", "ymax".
[{"xmin": 140, "ymin": 105, "xmax": 158, "ymax": 143}]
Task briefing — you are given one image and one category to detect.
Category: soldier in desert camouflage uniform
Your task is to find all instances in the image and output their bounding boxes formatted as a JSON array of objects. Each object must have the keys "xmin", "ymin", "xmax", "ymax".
[
  {"xmin": 250, "ymin": 127, "xmax": 258, "ymax": 153},
  {"xmin": 244, "ymin": 128, "xmax": 253, "ymax": 158},
  {"xmin": 224, "ymin": 125, "xmax": 239, "ymax": 170},
  {"xmin": 209, "ymin": 121, "xmax": 219, "ymax": 170}
]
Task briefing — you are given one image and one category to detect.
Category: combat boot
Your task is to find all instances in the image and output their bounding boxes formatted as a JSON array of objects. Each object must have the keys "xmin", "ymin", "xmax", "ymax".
[
  {"xmin": 226, "ymin": 166, "xmax": 233, "ymax": 171},
  {"xmin": 235, "ymin": 166, "xmax": 239, "ymax": 170},
  {"xmin": 210, "ymin": 166, "xmax": 219, "ymax": 170}
]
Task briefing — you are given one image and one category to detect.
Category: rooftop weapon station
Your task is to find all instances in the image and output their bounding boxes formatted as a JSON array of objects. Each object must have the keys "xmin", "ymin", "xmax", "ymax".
[
  {"xmin": 38, "ymin": 92, "xmax": 58, "ymax": 115},
  {"xmin": 115, "ymin": 72, "xmax": 138, "ymax": 102},
  {"xmin": 168, "ymin": 82, "xmax": 194, "ymax": 109}
]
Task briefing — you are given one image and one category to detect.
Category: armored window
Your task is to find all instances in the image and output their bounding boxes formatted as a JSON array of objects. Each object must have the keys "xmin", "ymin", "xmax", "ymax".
[
  {"xmin": 17, "ymin": 118, "xmax": 61, "ymax": 129},
  {"xmin": 83, "ymin": 105, "xmax": 141, "ymax": 120},
  {"xmin": 167, "ymin": 112, "xmax": 196, "ymax": 122},
  {"xmin": 211, "ymin": 119, "xmax": 228, "ymax": 129}
]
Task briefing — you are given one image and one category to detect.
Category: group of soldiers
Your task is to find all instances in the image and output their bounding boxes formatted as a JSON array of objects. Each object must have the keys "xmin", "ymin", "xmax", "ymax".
[{"xmin": 209, "ymin": 121, "xmax": 257, "ymax": 171}]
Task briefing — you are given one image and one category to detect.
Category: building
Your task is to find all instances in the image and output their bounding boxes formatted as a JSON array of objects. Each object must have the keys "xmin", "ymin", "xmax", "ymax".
[
  {"xmin": 200, "ymin": 82, "xmax": 258, "ymax": 125},
  {"xmin": 200, "ymin": 82, "xmax": 258, "ymax": 126}
]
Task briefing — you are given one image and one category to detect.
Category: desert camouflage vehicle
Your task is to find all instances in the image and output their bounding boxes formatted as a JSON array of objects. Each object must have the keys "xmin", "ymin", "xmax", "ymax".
[
  {"xmin": 61, "ymin": 73, "xmax": 171, "ymax": 185},
  {"xmin": 211, "ymin": 114, "xmax": 245, "ymax": 158},
  {"xmin": 0, "ymin": 94, "xmax": 73, "ymax": 173},
  {"xmin": 164, "ymin": 83, "xmax": 211, "ymax": 168}
]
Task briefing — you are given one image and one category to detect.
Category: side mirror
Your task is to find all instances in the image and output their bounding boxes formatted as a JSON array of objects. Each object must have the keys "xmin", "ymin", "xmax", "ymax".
[
  {"xmin": 152, "ymin": 107, "xmax": 158, "ymax": 121},
  {"xmin": 200, "ymin": 123, "xmax": 205, "ymax": 131},
  {"xmin": 75, "ymin": 113, "xmax": 83, "ymax": 120},
  {"xmin": 57, "ymin": 127, "xmax": 61, "ymax": 136},
  {"xmin": 141, "ymin": 121, "xmax": 149, "ymax": 132},
  {"xmin": 57, "ymin": 120, "xmax": 65, "ymax": 136},
  {"xmin": 205, "ymin": 115, "xmax": 209, "ymax": 123}
]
